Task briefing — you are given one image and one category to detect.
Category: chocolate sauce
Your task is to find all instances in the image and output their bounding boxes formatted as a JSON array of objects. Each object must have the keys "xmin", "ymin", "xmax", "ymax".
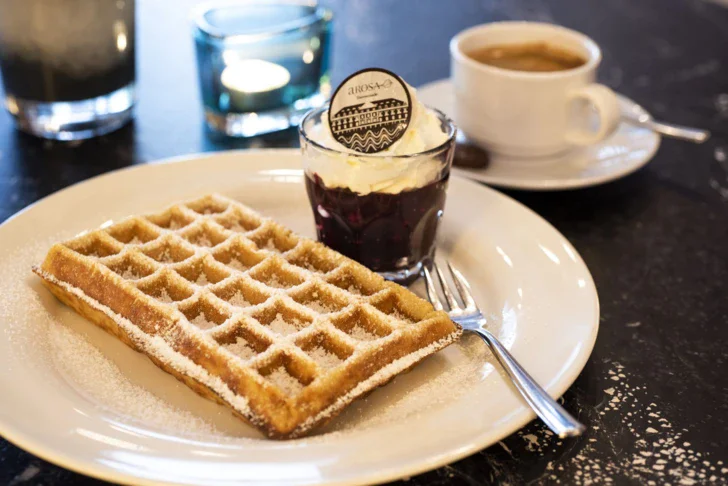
[{"xmin": 305, "ymin": 172, "xmax": 449, "ymax": 274}]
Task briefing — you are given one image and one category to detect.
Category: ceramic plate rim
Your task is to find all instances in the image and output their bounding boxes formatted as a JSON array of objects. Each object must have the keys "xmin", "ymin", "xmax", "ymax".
[
  {"xmin": 417, "ymin": 78, "xmax": 661, "ymax": 190},
  {"xmin": 0, "ymin": 149, "xmax": 599, "ymax": 485}
]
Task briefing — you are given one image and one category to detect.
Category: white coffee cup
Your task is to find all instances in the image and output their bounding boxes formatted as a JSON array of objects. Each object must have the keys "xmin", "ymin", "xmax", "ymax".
[{"xmin": 450, "ymin": 22, "xmax": 620, "ymax": 158}]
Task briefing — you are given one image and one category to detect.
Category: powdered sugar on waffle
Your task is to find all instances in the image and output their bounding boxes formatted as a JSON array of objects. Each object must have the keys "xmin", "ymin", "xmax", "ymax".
[
  {"xmin": 195, "ymin": 235, "xmax": 213, "ymax": 247},
  {"xmin": 262, "ymin": 275, "xmax": 286, "ymax": 288},
  {"xmin": 263, "ymin": 238, "xmax": 279, "ymax": 252},
  {"xmin": 347, "ymin": 285, "xmax": 362, "ymax": 296},
  {"xmin": 224, "ymin": 337, "xmax": 257, "ymax": 361},
  {"xmin": 349, "ymin": 325, "xmax": 378, "ymax": 341},
  {"xmin": 228, "ymin": 291, "xmax": 250, "ymax": 307},
  {"xmin": 0, "ymin": 239, "xmax": 228, "ymax": 437},
  {"xmin": 268, "ymin": 313, "xmax": 300, "ymax": 336},
  {"xmin": 157, "ymin": 288, "xmax": 174, "ymax": 303},
  {"xmin": 227, "ymin": 222, "xmax": 247, "ymax": 233},
  {"xmin": 267, "ymin": 368, "xmax": 305, "ymax": 396},
  {"xmin": 298, "ymin": 332, "xmax": 479, "ymax": 436},
  {"xmin": 190, "ymin": 312, "xmax": 218, "ymax": 330},
  {"xmin": 0, "ymin": 236, "xmax": 482, "ymax": 443},
  {"xmin": 0, "ymin": 199, "xmax": 482, "ymax": 446},
  {"xmin": 304, "ymin": 300, "xmax": 336, "ymax": 314},
  {"xmin": 22, "ymin": 195, "xmax": 466, "ymax": 439},
  {"xmin": 120, "ymin": 267, "xmax": 142, "ymax": 280},
  {"xmin": 227, "ymin": 259, "xmax": 248, "ymax": 272},
  {"xmin": 34, "ymin": 269, "xmax": 261, "ymax": 427},
  {"xmin": 157, "ymin": 248, "xmax": 175, "ymax": 263},
  {"xmin": 308, "ymin": 346, "xmax": 343, "ymax": 368}
]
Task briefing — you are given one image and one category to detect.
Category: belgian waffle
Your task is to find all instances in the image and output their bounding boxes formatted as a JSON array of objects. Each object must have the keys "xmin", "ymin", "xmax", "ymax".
[{"xmin": 33, "ymin": 194, "xmax": 462, "ymax": 438}]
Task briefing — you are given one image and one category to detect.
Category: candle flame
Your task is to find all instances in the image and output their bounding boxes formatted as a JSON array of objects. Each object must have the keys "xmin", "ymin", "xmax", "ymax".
[{"xmin": 221, "ymin": 59, "xmax": 291, "ymax": 93}]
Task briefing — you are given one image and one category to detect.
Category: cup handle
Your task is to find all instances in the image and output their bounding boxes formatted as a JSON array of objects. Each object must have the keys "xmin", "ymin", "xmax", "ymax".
[{"xmin": 565, "ymin": 84, "xmax": 621, "ymax": 146}]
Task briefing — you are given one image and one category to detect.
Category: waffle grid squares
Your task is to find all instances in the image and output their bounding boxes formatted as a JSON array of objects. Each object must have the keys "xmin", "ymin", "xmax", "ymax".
[{"xmin": 36, "ymin": 194, "xmax": 461, "ymax": 438}]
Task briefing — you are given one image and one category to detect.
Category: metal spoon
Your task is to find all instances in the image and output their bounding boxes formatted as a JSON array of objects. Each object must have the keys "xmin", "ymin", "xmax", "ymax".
[
  {"xmin": 452, "ymin": 102, "xmax": 709, "ymax": 168},
  {"xmin": 621, "ymin": 102, "xmax": 710, "ymax": 143}
]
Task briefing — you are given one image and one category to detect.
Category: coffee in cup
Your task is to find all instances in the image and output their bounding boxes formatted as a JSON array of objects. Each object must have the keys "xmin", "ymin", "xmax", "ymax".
[
  {"xmin": 450, "ymin": 22, "xmax": 620, "ymax": 158},
  {"xmin": 466, "ymin": 42, "xmax": 587, "ymax": 73}
]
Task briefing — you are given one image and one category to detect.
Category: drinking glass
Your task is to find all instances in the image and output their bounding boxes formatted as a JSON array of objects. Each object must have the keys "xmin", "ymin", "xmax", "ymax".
[{"xmin": 0, "ymin": 0, "xmax": 135, "ymax": 140}]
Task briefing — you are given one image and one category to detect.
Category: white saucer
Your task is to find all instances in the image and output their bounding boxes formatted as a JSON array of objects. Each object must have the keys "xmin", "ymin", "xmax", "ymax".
[
  {"xmin": 0, "ymin": 149, "xmax": 599, "ymax": 485},
  {"xmin": 418, "ymin": 79, "xmax": 661, "ymax": 190}
]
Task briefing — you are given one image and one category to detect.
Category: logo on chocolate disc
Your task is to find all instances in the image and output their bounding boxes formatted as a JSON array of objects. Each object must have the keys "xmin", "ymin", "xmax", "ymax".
[{"xmin": 328, "ymin": 68, "xmax": 412, "ymax": 154}]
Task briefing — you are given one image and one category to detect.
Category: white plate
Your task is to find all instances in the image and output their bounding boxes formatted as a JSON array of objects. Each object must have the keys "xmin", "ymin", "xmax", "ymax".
[
  {"xmin": 0, "ymin": 149, "xmax": 599, "ymax": 485},
  {"xmin": 418, "ymin": 78, "xmax": 661, "ymax": 190}
]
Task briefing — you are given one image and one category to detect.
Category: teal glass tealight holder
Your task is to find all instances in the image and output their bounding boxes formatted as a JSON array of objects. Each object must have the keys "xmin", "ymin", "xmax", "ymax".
[{"xmin": 193, "ymin": 1, "xmax": 332, "ymax": 137}]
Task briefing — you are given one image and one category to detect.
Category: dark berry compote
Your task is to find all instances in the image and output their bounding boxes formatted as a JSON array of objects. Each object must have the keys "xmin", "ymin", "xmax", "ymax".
[{"xmin": 305, "ymin": 172, "xmax": 449, "ymax": 283}]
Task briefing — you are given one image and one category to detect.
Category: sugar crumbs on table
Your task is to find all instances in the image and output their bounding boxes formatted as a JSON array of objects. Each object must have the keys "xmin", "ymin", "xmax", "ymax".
[
  {"xmin": 308, "ymin": 346, "xmax": 343, "ymax": 368},
  {"xmin": 12, "ymin": 465, "xmax": 39, "ymax": 483},
  {"xmin": 268, "ymin": 313, "xmax": 299, "ymax": 335},
  {"xmin": 267, "ymin": 367, "xmax": 304, "ymax": 396},
  {"xmin": 228, "ymin": 291, "xmax": 250, "ymax": 307},
  {"xmin": 520, "ymin": 362, "xmax": 728, "ymax": 485},
  {"xmin": 190, "ymin": 312, "xmax": 217, "ymax": 330},
  {"xmin": 224, "ymin": 337, "xmax": 256, "ymax": 360}
]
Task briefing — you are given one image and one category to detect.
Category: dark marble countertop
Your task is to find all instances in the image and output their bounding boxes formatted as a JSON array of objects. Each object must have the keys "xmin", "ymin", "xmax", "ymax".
[{"xmin": 1, "ymin": 0, "xmax": 727, "ymax": 484}]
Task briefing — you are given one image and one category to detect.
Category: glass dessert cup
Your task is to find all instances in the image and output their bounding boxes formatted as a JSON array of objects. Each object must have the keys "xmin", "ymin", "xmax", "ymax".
[{"xmin": 299, "ymin": 105, "xmax": 456, "ymax": 285}]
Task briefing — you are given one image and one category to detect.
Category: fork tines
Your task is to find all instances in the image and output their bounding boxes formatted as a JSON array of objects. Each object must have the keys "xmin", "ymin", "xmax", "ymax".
[{"xmin": 423, "ymin": 261, "xmax": 478, "ymax": 315}]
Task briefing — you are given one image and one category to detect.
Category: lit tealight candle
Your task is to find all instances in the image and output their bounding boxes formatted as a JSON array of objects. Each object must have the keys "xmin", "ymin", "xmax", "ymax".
[{"xmin": 220, "ymin": 59, "xmax": 291, "ymax": 112}]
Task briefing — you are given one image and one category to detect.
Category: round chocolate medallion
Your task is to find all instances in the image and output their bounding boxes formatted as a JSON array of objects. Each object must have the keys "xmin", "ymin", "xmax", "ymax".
[{"xmin": 328, "ymin": 68, "xmax": 412, "ymax": 154}]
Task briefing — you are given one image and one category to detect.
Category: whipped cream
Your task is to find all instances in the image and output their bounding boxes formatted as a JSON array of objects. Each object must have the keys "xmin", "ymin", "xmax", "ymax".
[{"xmin": 306, "ymin": 83, "xmax": 451, "ymax": 195}]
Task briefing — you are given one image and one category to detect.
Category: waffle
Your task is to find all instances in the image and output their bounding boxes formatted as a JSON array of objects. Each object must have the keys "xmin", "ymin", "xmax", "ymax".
[{"xmin": 33, "ymin": 194, "xmax": 462, "ymax": 439}]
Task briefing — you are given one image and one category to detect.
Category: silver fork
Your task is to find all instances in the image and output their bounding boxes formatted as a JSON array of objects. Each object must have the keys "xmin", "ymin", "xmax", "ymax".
[{"xmin": 423, "ymin": 261, "xmax": 585, "ymax": 438}]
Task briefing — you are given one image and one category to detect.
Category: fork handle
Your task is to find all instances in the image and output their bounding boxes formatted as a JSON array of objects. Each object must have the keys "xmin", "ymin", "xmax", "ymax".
[{"xmin": 474, "ymin": 328, "xmax": 585, "ymax": 438}]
